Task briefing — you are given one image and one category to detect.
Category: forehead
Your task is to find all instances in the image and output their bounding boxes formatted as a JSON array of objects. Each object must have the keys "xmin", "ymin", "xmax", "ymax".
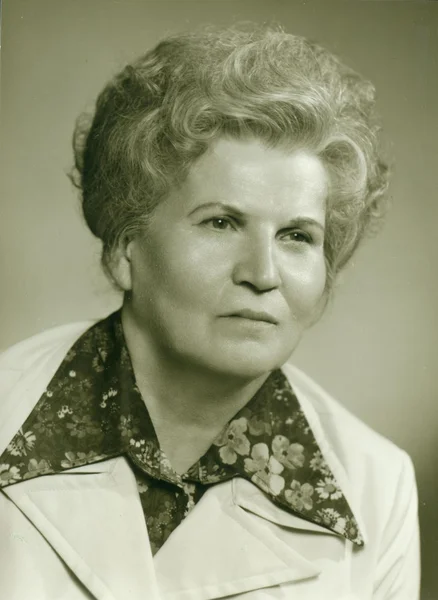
[{"xmin": 182, "ymin": 137, "xmax": 328, "ymax": 219}]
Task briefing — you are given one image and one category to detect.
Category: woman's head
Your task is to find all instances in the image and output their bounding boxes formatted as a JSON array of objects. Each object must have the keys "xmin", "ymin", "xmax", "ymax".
[
  {"xmin": 72, "ymin": 25, "xmax": 389, "ymax": 291},
  {"xmin": 119, "ymin": 137, "xmax": 328, "ymax": 378}
]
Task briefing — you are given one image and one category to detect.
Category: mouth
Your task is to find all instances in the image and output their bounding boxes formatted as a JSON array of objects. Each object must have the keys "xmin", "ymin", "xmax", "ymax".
[{"xmin": 225, "ymin": 310, "xmax": 279, "ymax": 325}]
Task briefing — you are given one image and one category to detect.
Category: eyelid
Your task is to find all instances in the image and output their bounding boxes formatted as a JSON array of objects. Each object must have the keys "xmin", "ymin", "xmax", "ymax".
[
  {"xmin": 201, "ymin": 215, "xmax": 239, "ymax": 230},
  {"xmin": 277, "ymin": 228, "xmax": 314, "ymax": 243}
]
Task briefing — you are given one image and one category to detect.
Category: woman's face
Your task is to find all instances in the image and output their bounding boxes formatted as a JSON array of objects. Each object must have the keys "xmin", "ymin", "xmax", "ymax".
[{"xmin": 125, "ymin": 137, "xmax": 328, "ymax": 378}]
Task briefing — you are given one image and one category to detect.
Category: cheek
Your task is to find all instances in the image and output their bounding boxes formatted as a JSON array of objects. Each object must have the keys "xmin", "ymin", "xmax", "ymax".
[
  {"xmin": 283, "ymin": 258, "xmax": 327, "ymax": 321},
  {"xmin": 135, "ymin": 238, "xmax": 227, "ymax": 310}
]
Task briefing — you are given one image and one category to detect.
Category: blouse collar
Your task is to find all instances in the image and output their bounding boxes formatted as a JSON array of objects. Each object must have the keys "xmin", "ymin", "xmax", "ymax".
[{"xmin": 0, "ymin": 310, "xmax": 364, "ymax": 546}]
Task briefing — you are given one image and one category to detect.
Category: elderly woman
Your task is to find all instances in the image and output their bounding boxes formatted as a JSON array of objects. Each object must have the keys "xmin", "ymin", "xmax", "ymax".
[{"xmin": 0, "ymin": 26, "xmax": 419, "ymax": 600}]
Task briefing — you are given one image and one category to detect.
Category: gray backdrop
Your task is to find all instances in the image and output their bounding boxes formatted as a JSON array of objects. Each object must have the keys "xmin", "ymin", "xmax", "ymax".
[{"xmin": 1, "ymin": 1, "xmax": 437, "ymax": 597}]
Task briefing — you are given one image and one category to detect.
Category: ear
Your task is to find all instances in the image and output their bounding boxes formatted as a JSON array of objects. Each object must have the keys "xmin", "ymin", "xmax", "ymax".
[{"xmin": 108, "ymin": 241, "xmax": 134, "ymax": 292}]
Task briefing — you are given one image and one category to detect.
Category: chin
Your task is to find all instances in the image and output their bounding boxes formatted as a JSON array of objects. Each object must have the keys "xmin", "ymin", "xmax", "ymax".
[{"xmin": 204, "ymin": 343, "xmax": 296, "ymax": 380}]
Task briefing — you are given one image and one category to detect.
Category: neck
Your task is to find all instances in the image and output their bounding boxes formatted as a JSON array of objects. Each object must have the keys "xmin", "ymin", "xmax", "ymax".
[{"xmin": 120, "ymin": 305, "xmax": 269, "ymax": 435}]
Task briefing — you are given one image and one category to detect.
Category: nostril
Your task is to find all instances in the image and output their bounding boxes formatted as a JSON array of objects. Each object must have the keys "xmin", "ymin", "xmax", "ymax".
[{"xmin": 238, "ymin": 280, "xmax": 277, "ymax": 295}]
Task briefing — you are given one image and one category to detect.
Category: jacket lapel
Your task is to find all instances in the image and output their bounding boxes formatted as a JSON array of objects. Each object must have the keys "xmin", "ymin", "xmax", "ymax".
[
  {"xmin": 232, "ymin": 476, "xmax": 345, "ymax": 535},
  {"xmin": 154, "ymin": 478, "xmax": 322, "ymax": 600},
  {"xmin": 3, "ymin": 464, "xmax": 353, "ymax": 600},
  {"xmin": 3, "ymin": 457, "xmax": 161, "ymax": 600}
]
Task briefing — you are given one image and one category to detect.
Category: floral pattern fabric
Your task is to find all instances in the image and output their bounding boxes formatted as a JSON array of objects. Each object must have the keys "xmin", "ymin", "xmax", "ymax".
[{"xmin": 0, "ymin": 311, "xmax": 364, "ymax": 553}]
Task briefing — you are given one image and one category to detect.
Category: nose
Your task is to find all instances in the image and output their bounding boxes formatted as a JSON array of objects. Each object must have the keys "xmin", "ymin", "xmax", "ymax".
[{"xmin": 232, "ymin": 233, "xmax": 281, "ymax": 293}]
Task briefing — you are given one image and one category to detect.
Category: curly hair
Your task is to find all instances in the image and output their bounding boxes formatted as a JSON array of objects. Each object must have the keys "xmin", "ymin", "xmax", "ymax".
[{"xmin": 70, "ymin": 25, "xmax": 389, "ymax": 289}]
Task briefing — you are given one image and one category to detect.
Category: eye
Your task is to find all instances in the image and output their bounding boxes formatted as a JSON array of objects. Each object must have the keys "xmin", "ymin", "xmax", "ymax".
[
  {"xmin": 279, "ymin": 229, "xmax": 313, "ymax": 244},
  {"xmin": 202, "ymin": 217, "xmax": 235, "ymax": 231}
]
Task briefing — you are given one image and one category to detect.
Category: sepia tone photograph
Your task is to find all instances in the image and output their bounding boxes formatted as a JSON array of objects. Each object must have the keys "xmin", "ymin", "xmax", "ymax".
[{"xmin": 0, "ymin": 1, "xmax": 437, "ymax": 598}]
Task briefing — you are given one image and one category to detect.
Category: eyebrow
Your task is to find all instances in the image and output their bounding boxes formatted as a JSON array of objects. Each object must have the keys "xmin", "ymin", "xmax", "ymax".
[
  {"xmin": 189, "ymin": 202, "xmax": 245, "ymax": 218},
  {"xmin": 189, "ymin": 202, "xmax": 325, "ymax": 232}
]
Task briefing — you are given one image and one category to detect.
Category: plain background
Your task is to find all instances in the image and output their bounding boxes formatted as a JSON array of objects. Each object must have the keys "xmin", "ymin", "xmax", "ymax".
[{"xmin": 1, "ymin": 0, "xmax": 437, "ymax": 596}]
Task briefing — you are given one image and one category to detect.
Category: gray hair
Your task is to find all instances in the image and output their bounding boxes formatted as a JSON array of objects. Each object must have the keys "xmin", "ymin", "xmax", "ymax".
[{"xmin": 71, "ymin": 25, "xmax": 389, "ymax": 289}]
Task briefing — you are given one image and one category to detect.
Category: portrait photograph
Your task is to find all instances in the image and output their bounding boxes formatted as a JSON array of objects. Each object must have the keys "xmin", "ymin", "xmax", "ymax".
[{"xmin": 0, "ymin": 1, "xmax": 437, "ymax": 598}]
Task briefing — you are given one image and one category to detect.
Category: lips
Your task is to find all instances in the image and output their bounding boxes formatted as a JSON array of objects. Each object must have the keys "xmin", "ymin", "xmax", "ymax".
[{"xmin": 225, "ymin": 309, "xmax": 278, "ymax": 325}]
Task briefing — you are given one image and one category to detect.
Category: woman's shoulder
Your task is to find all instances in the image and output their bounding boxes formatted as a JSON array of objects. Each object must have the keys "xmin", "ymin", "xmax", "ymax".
[
  {"xmin": 282, "ymin": 362, "xmax": 417, "ymax": 549},
  {"xmin": 0, "ymin": 320, "xmax": 98, "ymax": 455},
  {"xmin": 0, "ymin": 320, "xmax": 97, "ymax": 374},
  {"xmin": 282, "ymin": 362, "xmax": 414, "ymax": 487}
]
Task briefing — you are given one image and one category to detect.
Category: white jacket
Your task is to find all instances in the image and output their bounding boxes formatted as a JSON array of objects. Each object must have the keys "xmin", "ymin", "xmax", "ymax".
[{"xmin": 0, "ymin": 321, "xmax": 420, "ymax": 600}]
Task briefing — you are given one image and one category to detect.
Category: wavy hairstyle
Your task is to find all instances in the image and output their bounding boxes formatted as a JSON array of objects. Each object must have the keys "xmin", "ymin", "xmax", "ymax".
[{"xmin": 71, "ymin": 25, "xmax": 389, "ymax": 289}]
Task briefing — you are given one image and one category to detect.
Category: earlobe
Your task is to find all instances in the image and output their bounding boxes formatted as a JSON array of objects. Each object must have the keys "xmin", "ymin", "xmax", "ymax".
[{"xmin": 109, "ymin": 242, "xmax": 133, "ymax": 292}]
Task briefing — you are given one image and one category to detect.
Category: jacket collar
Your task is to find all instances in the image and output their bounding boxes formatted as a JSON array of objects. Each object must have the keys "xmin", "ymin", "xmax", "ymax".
[
  {"xmin": 154, "ymin": 476, "xmax": 324, "ymax": 600},
  {"xmin": 4, "ymin": 457, "xmax": 336, "ymax": 600}
]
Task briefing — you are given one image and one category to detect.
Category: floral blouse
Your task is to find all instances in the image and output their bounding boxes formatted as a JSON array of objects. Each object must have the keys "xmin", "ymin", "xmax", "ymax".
[{"xmin": 0, "ymin": 311, "xmax": 363, "ymax": 554}]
